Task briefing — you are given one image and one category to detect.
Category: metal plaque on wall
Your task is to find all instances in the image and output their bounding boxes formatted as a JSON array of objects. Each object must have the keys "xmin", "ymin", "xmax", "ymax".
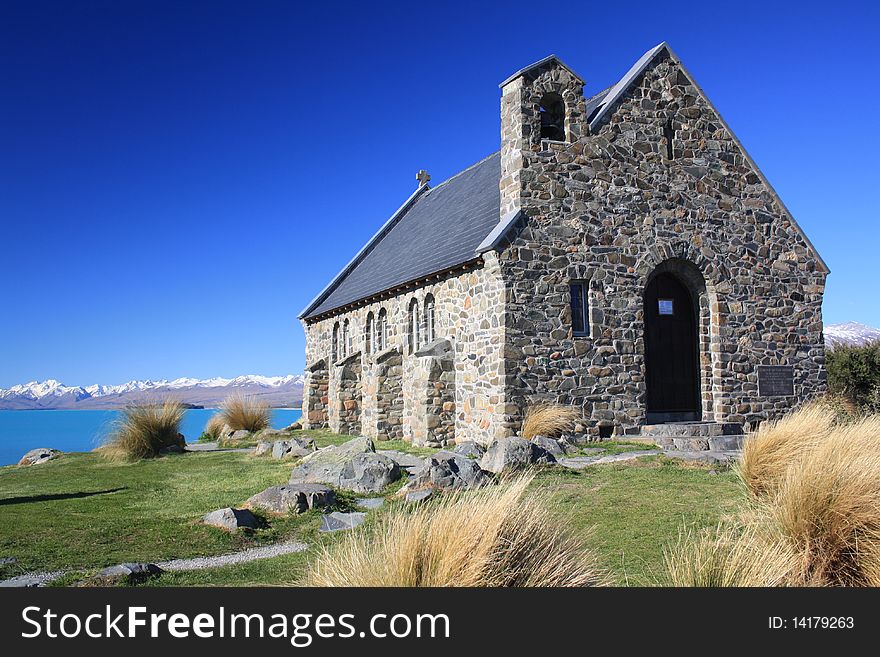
[{"xmin": 757, "ymin": 365, "xmax": 795, "ymax": 397}]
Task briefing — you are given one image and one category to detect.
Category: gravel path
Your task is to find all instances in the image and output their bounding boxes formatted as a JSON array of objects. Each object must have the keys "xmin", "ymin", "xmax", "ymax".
[
  {"xmin": 558, "ymin": 450, "xmax": 661, "ymax": 469},
  {"xmin": 184, "ymin": 442, "xmax": 251, "ymax": 453},
  {"xmin": 156, "ymin": 540, "xmax": 308, "ymax": 571}
]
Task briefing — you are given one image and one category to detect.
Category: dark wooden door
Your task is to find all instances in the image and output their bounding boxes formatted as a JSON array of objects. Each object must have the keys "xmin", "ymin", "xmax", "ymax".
[{"xmin": 644, "ymin": 272, "xmax": 700, "ymax": 417}]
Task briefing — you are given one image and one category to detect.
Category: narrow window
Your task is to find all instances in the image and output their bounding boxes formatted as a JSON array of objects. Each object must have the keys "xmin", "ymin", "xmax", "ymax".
[
  {"xmin": 570, "ymin": 282, "xmax": 589, "ymax": 337},
  {"xmin": 408, "ymin": 299, "xmax": 420, "ymax": 354},
  {"xmin": 663, "ymin": 119, "xmax": 675, "ymax": 160},
  {"xmin": 365, "ymin": 312, "xmax": 374, "ymax": 355},
  {"xmin": 342, "ymin": 319, "xmax": 350, "ymax": 358},
  {"xmin": 377, "ymin": 308, "xmax": 387, "ymax": 351},
  {"xmin": 424, "ymin": 294, "xmax": 435, "ymax": 344},
  {"xmin": 331, "ymin": 322, "xmax": 340, "ymax": 362},
  {"xmin": 539, "ymin": 92, "xmax": 566, "ymax": 141}
]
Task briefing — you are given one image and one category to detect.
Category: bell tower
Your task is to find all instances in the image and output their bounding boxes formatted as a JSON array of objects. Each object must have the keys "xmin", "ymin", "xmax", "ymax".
[{"xmin": 498, "ymin": 55, "xmax": 586, "ymax": 217}]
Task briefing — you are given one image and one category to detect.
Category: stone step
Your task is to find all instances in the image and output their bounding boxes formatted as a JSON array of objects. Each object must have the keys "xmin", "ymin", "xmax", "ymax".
[{"xmin": 635, "ymin": 421, "xmax": 745, "ymax": 452}]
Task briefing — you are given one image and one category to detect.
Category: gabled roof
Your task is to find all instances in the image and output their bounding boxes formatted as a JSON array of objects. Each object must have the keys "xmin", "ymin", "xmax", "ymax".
[
  {"xmin": 299, "ymin": 153, "xmax": 501, "ymax": 320},
  {"xmin": 498, "ymin": 54, "xmax": 585, "ymax": 88}
]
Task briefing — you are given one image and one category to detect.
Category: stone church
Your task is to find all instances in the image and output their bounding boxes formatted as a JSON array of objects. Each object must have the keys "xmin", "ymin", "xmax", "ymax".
[{"xmin": 298, "ymin": 42, "xmax": 827, "ymax": 447}]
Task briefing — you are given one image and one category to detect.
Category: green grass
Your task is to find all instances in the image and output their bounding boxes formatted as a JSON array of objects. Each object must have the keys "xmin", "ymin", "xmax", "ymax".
[{"xmin": 0, "ymin": 440, "xmax": 742, "ymax": 587}]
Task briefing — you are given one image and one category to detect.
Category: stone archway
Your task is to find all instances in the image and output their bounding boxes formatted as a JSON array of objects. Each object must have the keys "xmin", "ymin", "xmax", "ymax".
[{"xmin": 303, "ymin": 358, "xmax": 328, "ymax": 429}]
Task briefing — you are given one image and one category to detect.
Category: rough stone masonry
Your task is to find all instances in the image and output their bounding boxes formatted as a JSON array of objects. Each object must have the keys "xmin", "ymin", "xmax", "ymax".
[{"xmin": 298, "ymin": 43, "xmax": 827, "ymax": 446}]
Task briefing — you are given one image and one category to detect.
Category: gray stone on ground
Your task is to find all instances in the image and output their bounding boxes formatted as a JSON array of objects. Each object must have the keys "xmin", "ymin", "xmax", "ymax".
[
  {"xmin": 0, "ymin": 557, "xmax": 17, "ymax": 566},
  {"xmin": 271, "ymin": 438, "xmax": 315, "ymax": 459},
  {"xmin": 283, "ymin": 421, "xmax": 303, "ymax": 431},
  {"xmin": 289, "ymin": 436, "xmax": 400, "ymax": 493},
  {"xmin": 377, "ymin": 449, "xmax": 425, "ymax": 471},
  {"xmin": 253, "ymin": 440, "xmax": 273, "ymax": 456},
  {"xmin": 530, "ymin": 435, "xmax": 567, "ymax": 457},
  {"xmin": 405, "ymin": 489, "xmax": 434, "ymax": 504},
  {"xmin": 320, "ymin": 512, "xmax": 367, "ymax": 533},
  {"xmin": 96, "ymin": 563, "xmax": 163, "ymax": 584},
  {"xmin": 356, "ymin": 497, "xmax": 385, "ymax": 510},
  {"xmin": 158, "ymin": 444, "xmax": 185, "ymax": 454},
  {"xmin": 557, "ymin": 450, "xmax": 661, "ymax": 469},
  {"xmin": 229, "ymin": 429, "xmax": 251, "ymax": 442},
  {"xmin": 406, "ymin": 450, "xmax": 493, "ymax": 491},
  {"xmin": 452, "ymin": 441, "xmax": 486, "ymax": 459},
  {"xmin": 479, "ymin": 437, "xmax": 556, "ymax": 474},
  {"xmin": 246, "ymin": 484, "xmax": 335, "ymax": 514},
  {"xmin": 0, "ymin": 571, "xmax": 65, "ymax": 588},
  {"xmin": 664, "ymin": 450, "xmax": 739, "ymax": 465},
  {"xmin": 202, "ymin": 507, "xmax": 259, "ymax": 531},
  {"xmin": 18, "ymin": 448, "xmax": 61, "ymax": 466}
]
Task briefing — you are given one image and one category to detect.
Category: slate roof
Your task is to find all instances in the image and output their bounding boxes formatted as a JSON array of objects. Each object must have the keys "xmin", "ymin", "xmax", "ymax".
[{"xmin": 300, "ymin": 152, "xmax": 501, "ymax": 319}]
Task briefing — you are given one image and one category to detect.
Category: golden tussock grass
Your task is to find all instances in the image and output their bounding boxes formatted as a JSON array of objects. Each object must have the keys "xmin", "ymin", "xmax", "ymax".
[
  {"xmin": 521, "ymin": 404, "xmax": 579, "ymax": 440},
  {"xmin": 219, "ymin": 395, "xmax": 270, "ymax": 433},
  {"xmin": 301, "ymin": 473, "xmax": 608, "ymax": 587},
  {"xmin": 203, "ymin": 413, "xmax": 229, "ymax": 441},
  {"xmin": 98, "ymin": 400, "xmax": 185, "ymax": 461}
]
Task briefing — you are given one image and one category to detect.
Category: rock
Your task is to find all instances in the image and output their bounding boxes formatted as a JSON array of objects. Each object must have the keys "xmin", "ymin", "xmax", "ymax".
[
  {"xmin": 479, "ymin": 437, "xmax": 556, "ymax": 474},
  {"xmin": 230, "ymin": 430, "xmax": 251, "ymax": 442},
  {"xmin": 452, "ymin": 441, "xmax": 486, "ymax": 459},
  {"xmin": 338, "ymin": 453, "xmax": 401, "ymax": 494},
  {"xmin": 253, "ymin": 440, "xmax": 273, "ymax": 457},
  {"xmin": 405, "ymin": 489, "xmax": 434, "ymax": 503},
  {"xmin": 377, "ymin": 449, "xmax": 425, "ymax": 471},
  {"xmin": 530, "ymin": 435, "xmax": 566, "ymax": 457},
  {"xmin": 270, "ymin": 436, "xmax": 316, "ymax": 459},
  {"xmin": 0, "ymin": 557, "xmax": 17, "ymax": 566},
  {"xmin": 17, "ymin": 448, "xmax": 61, "ymax": 466},
  {"xmin": 246, "ymin": 484, "xmax": 335, "ymax": 514},
  {"xmin": 319, "ymin": 512, "xmax": 367, "ymax": 533},
  {"xmin": 283, "ymin": 421, "xmax": 303, "ymax": 431},
  {"xmin": 288, "ymin": 436, "xmax": 400, "ymax": 493},
  {"xmin": 202, "ymin": 507, "xmax": 259, "ymax": 531},
  {"xmin": 355, "ymin": 497, "xmax": 385, "ymax": 510},
  {"xmin": 158, "ymin": 444, "xmax": 185, "ymax": 455},
  {"xmin": 406, "ymin": 451, "xmax": 493, "ymax": 490},
  {"xmin": 96, "ymin": 563, "xmax": 163, "ymax": 584}
]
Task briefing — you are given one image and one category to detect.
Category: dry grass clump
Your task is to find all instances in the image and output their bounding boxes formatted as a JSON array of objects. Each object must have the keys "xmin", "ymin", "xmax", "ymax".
[
  {"xmin": 98, "ymin": 400, "xmax": 185, "ymax": 461},
  {"xmin": 670, "ymin": 406, "xmax": 880, "ymax": 587},
  {"xmin": 768, "ymin": 415, "xmax": 880, "ymax": 586},
  {"xmin": 521, "ymin": 404, "xmax": 579, "ymax": 440},
  {"xmin": 302, "ymin": 474, "xmax": 608, "ymax": 587},
  {"xmin": 219, "ymin": 395, "xmax": 270, "ymax": 433},
  {"xmin": 203, "ymin": 413, "xmax": 229, "ymax": 441},
  {"xmin": 738, "ymin": 400, "xmax": 837, "ymax": 498},
  {"xmin": 662, "ymin": 520, "xmax": 796, "ymax": 587}
]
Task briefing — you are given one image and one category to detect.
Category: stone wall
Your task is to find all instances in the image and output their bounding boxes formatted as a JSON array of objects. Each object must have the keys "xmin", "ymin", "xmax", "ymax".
[
  {"xmin": 301, "ymin": 358, "xmax": 328, "ymax": 429},
  {"xmin": 374, "ymin": 347, "xmax": 404, "ymax": 441},
  {"xmin": 496, "ymin": 51, "xmax": 826, "ymax": 436},
  {"xmin": 301, "ymin": 260, "xmax": 507, "ymax": 444}
]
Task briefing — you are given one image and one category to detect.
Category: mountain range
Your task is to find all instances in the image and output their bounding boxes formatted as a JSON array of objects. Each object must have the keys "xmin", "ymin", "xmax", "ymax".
[
  {"xmin": 824, "ymin": 322, "xmax": 880, "ymax": 350},
  {"xmin": 0, "ymin": 375, "xmax": 303, "ymax": 411}
]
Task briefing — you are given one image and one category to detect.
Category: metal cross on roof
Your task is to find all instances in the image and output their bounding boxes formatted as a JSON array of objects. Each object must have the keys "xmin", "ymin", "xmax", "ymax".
[{"xmin": 416, "ymin": 169, "xmax": 431, "ymax": 186}]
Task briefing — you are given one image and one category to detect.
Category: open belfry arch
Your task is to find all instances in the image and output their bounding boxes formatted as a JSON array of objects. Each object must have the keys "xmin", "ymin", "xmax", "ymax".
[{"xmin": 299, "ymin": 43, "xmax": 827, "ymax": 447}]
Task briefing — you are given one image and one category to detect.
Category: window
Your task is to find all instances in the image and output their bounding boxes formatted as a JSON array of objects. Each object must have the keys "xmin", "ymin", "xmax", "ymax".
[
  {"xmin": 331, "ymin": 322, "xmax": 340, "ymax": 362},
  {"xmin": 377, "ymin": 308, "xmax": 387, "ymax": 351},
  {"xmin": 424, "ymin": 294, "xmax": 435, "ymax": 344},
  {"xmin": 342, "ymin": 319, "xmax": 350, "ymax": 358},
  {"xmin": 663, "ymin": 119, "xmax": 675, "ymax": 160},
  {"xmin": 365, "ymin": 312, "xmax": 374, "ymax": 355},
  {"xmin": 658, "ymin": 299, "xmax": 674, "ymax": 316},
  {"xmin": 570, "ymin": 282, "xmax": 589, "ymax": 337},
  {"xmin": 539, "ymin": 92, "xmax": 566, "ymax": 141},
  {"xmin": 408, "ymin": 298, "xmax": 420, "ymax": 353}
]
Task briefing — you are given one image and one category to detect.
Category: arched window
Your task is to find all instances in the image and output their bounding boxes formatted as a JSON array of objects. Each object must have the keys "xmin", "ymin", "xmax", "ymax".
[
  {"xmin": 331, "ymin": 322, "xmax": 340, "ymax": 362},
  {"xmin": 424, "ymin": 294, "xmax": 435, "ymax": 344},
  {"xmin": 377, "ymin": 308, "xmax": 387, "ymax": 351},
  {"xmin": 408, "ymin": 298, "xmax": 420, "ymax": 354},
  {"xmin": 539, "ymin": 92, "xmax": 566, "ymax": 141},
  {"xmin": 365, "ymin": 312, "xmax": 374, "ymax": 355},
  {"xmin": 342, "ymin": 319, "xmax": 350, "ymax": 358}
]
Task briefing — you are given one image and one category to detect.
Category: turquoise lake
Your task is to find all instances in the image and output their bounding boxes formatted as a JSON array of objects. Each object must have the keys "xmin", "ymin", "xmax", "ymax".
[{"xmin": 0, "ymin": 408, "xmax": 302, "ymax": 467}]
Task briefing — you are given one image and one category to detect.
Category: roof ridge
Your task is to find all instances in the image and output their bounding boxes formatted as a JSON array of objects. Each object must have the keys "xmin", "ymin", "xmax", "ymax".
[{"xmin": 425, "ymin": 151, "xmax": 500, "ymax": 195}]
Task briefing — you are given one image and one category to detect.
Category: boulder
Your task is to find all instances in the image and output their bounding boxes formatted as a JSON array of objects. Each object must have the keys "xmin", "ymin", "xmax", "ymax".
[
  {"xmin": 17, "ymin": 448, "xmax": 61, "ymax": 466},
  {"xmin": 96, "ymin": 563, "xmax": 163, "ymax": 584},
  {"xmin": 271, "ymin": 436, "xmax": 316, "ymax": 459},
  {"xmin": 530, "ymin": 435, "xmax": 566, "ymax": 457},
  {"xmin": 158, "ymin": 444, "xmax": 185, "ymax": 455},
  {"xmin": 202, "ymin": 507, "xmax": 259, "ymax": 531},
  {"xmin": 406, "ymin": 451, "xmax": 493, "ymax": 491},
  {"xmin": 230, "ymin": 429, "xmax": 251, "ymax": 442},
  {"xmin": 288, "ymin": 436, "xmax": 400, "ymax": 493},
  {"xmin": 479, "ymin": 437, "xmax": 556, "ymax": 474},
  {"xmin": 405, "ymin": 489, "xmax": 434, "ymax": 504},
  {"xmin": 355, "ymin": 497, "xmax": 385, "ymax": 510},
  {"xmin": 319, "ymin": 512, "xmax": 366, "ymax": 533},
  {"xmin": 283, "ymin": 421, "xmax": 303, "ymax": 431},
  {"xmin": 253, "ymin": 440, "xmax": 273, "ymax": 457},
  {"xmin": 246, "ymin": 484, "xmax": 335, "ymax": 514},
  {"xmin": 452, "ymin": 441, "xmax": 486, "ymax": 459},
  {"xmin": 377, "ymin": 449, "xmax": 425, "ymax": 471}
]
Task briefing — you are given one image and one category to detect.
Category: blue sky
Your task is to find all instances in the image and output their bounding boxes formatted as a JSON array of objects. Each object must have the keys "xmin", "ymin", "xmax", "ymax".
[{"xmin": 1, "ymin": 0, "xmax": 878, "ymax": 388}]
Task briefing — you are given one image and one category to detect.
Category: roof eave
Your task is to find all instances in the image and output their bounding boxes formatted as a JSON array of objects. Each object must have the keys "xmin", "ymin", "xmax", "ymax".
[{"xmin": 499, "ymin": 54, "xmax": 585, "ymax": 88}]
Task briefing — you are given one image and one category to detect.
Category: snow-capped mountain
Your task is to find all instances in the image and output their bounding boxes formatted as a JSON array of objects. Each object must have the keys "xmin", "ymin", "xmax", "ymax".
[
  {"xmin": 825, "ymin": 322, "xmax": 880, "ymax": 350},
  {"xmin": 0, "ymin": 375, "xmax": 303, "ymax": 410}
]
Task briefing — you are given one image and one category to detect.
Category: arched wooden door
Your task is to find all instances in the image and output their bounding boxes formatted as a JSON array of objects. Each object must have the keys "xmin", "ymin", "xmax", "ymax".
[{"xmin": 644, "ymin": 272, "xmax": 701, "ymax": 422}]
